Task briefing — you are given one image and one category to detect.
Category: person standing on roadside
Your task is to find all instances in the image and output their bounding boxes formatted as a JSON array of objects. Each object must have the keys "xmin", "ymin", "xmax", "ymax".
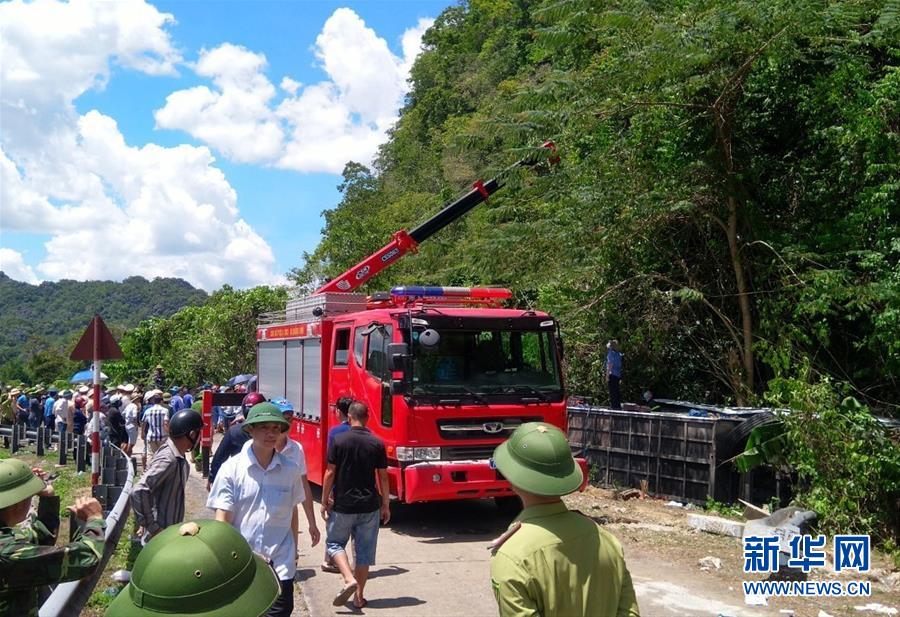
[
  {"xmin": 28, "ymin": 389, "xmax": 42, "ymax": 429},
  {"xmin": 14, "ymin": 389, "xmax": 29, "ymax": 426},
  {"xmin": 53, "ymin": 390, "xmax": 73, "ymax": 433},
  {"xmin": 207, "ymin": 392, "xmax": 265, "ymax": 490},
  {"xmin": 321, "ymin": 401, "xmax": 390, "ymax": 610},
  {"xmin": 153, "ymin": 365, "xmax": 165, "ymax": 390},
  {"xmin": 43, "ymin": 387, "xmax": 56, "ymax": 429},
  {"xmin": 122, "ymin": 392, "xmax": 140, "ymax": 456},
  {"xmin": 182, "ymin": 387, "xmax": 194, "ymax": 409},
  {"xmin": 489, "ymin": 422, "xmax": 640, "ymax": 617},
  {"xmin": 142, "ymin": 390, "xmax": 169, "ymax": 463},
  {"xmin": 132, "ymin": 409, "xmax": 202, "ymax": 545},
  {"xmin": 320, "ymin": 396, "xmax": 353, "ymax": 573},
  {"xmin": 169, "ymin": 387, "xmax": 184, "ymax": 414},
  {"xmin": 0, "ymin": 460, "xmax": 106, "ymax": 616},
  {"xmin": 606, "ymin": 339, "xmax": 624, "ymax": 410},
  {"xmin": 207, "ymin": 403, "xmax": 314, "ymax": 617}
]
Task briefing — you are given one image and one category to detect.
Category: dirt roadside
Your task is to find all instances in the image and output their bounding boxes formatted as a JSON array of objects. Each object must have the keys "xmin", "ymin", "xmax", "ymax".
[{"xmin": 566, "ymin": 486, "xmax": 900, "ymax": 617}]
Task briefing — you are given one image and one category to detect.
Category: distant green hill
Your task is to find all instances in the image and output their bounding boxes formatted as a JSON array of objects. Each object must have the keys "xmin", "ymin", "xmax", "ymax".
[{"xmin": 0, "ymin": 273, "xmax": 207, "ymax": 382}]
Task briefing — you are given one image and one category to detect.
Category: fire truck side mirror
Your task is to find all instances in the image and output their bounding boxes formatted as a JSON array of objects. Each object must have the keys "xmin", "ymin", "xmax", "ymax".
[{"xmin": 388, "ymin": 343, "xmax": 410, "ymax": 372}]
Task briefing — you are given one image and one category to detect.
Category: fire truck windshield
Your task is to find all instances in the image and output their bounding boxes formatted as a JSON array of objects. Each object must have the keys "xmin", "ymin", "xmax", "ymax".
[{"xmin": 407, "ymin": 328, "xmax": 563, "ymax": 401}]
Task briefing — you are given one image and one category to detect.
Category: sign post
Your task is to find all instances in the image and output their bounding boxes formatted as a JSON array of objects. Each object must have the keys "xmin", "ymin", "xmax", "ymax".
[{"xmin": 70, "ymin": 315, "xmax": 123, "ymax": 485}]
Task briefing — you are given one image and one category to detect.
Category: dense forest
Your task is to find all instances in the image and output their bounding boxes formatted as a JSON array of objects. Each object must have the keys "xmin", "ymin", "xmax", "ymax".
[
  {"xmin": 0, "ymin": 273, "xmax": 206, "ymax": 384},
  {"xmin": 286, "ymin": 0, "xmax": 899, "ymax": 540},
  {"xmin": 291, "ymin": 0, "xmax": 899, "ymax": 414}
]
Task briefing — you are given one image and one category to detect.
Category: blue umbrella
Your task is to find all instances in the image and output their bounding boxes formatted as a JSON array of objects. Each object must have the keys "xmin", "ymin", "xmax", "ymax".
[
  {"xmin": 226, "ymin": 373, "xmax": 255, "ymax": 387},
  {"xmin": 70, "ymin": 369, "xmax": 109, "ymax": 383}
]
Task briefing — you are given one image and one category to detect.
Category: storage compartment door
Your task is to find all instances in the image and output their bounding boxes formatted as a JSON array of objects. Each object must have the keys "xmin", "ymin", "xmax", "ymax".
[
  {"xmin": 285, "ymin": 340, "xmax": 303, "ymax": 411},
  {"xmin": 258, "ymin": 341, "xmax": 286, "ymax": 400},
  {"xmin": 302, "ymin": 339, "xmax": 322, "ymax": 421}
]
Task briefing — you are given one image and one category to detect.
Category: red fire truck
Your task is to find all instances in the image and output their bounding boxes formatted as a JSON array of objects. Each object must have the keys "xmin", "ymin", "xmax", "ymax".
[{"xmin": 255, "ymin": 144, "xmax": 586, "ymax": 506}]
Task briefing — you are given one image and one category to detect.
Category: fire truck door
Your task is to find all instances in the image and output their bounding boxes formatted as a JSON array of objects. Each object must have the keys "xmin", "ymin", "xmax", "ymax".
[
  {"xmin": 329, "ymin": 324, "xmax": 353, "ymax": 423},
  {"xmin": 362, "ymin": 324, "xmax": 394, "ymax": 429}
]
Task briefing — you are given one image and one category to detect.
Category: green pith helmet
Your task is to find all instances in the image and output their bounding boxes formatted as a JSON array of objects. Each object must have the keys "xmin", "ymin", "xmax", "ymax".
[
  {"xmin": 242, "ymin": 402, "xmax": 290, "ymax": 433},
  {"xmin": 492, "ymin": 422, "xmax": 583, "ymax": 497},
  {"xmin": 0, "ymin": 460, "xmax": 45, "ymax": 510},
  {"xmin": 106, "ymin": 520, "xmax": 278, "ymax": 617}
]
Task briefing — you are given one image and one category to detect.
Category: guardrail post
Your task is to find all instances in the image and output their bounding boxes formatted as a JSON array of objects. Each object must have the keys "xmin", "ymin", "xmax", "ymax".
[
  {"xmin": 2, "ymin": 435, "xmax": 8, "ymax": 449},
  {"xmin": 44, "ymin": 425, "xmax": 52, "ymax": 448},
  {"xmin": 75, "ymin": 436, "xmax": 87, "ymax": 473},
  {"xmin": 11, "ymin": 425, "xmax": 19, "ymax": 454},
  {"xmin": 58, "ymin": 429, "xmax": 68, "ymax": 465},
  {"xmin": 36, "ymin": 427, "xmax": 45, "ymax": 456}
]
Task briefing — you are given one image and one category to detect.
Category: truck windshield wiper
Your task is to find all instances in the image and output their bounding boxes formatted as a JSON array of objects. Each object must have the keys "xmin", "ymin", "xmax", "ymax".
[
  {"xmin": 511, "ymin": 385, "xmax": 549, "ymax": 401},
  {"xmin": 455, "ymin": 385, "xmax": 488, "ymax": 404}
]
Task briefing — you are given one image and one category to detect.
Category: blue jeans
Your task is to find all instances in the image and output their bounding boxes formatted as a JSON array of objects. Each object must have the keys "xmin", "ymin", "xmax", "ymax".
[{"xmin": 325, "ymin": 510, "xmax": 380, "ymax": 566}]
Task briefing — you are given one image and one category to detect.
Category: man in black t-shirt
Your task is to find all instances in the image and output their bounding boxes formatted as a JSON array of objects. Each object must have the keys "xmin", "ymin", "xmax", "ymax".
[{"xmin": 321, "ymin": 402, "xmax": 389, "ymax": 610}]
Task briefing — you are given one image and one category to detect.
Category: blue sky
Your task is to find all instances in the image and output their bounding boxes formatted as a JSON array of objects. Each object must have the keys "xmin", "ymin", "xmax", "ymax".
[{"xmin": 0, "ymin": 0, "xmax": 451, "ymax": 289}]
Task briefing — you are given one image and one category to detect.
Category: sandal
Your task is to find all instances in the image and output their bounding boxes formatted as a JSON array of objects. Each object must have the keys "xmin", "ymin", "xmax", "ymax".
[
  {"xmin": 333, "ymin": 581, "xmax": 358, "ymax": 606},
  {"xmin": 354, "ymin": 598, "xmax": 368, "ymax": 609},
  {"xmin": 321, "ymin": 562, "xmax": 340, "ymax": 573}
]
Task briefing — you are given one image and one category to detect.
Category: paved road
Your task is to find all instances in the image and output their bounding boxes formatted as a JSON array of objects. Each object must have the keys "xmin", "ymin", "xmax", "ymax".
[
  {"xmin": 294, "ymin": 492, "xmax": 765, "ymax": 617},
  {"xmin": 296, "ymin": 492, "xmax": 506, "ymax": 617}
]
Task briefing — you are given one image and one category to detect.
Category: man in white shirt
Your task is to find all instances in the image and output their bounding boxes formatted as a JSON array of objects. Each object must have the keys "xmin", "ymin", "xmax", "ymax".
[
  {"xmin": 53, "ymin": 390, "xmax": 73, "ymax": 433},
  {"xmin": 207, "ymin": 402, "xmax": 320, "ymax": 617},
  {"xmin": 122, "ymin": 392, "xmax": 140, "ymax": 456}
]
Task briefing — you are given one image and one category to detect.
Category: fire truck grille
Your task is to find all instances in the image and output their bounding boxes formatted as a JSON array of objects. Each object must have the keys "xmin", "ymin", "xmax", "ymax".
[
  {"xmin": 437, "ymin": 416, "xmax": 543, "ymax": 440},
  {"xmin": 442, "ymin": 445, "xmax": 497, "ymax": 461}
]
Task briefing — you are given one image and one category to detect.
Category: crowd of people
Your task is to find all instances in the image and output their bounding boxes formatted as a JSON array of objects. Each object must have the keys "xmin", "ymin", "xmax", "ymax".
[{"xmin": 1, "ymin": 367, "xmax": 640, "ymax": 617}]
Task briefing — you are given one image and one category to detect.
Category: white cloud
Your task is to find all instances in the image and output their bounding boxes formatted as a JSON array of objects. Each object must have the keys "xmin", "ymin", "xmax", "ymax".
[
  {"xmin": 154, "ymin": 44, "xmax": 284, "ymax": 163},
  {"xmin": 0, "ymin": 0, "xmax": 285, "ymax": 290},
  {"xmin": 155, "ymin": 9, "xmax": 434, "ymax": 174},
  {"xmin": 0, "ymin": 248, "xmax": 41, "ymax": 284}
]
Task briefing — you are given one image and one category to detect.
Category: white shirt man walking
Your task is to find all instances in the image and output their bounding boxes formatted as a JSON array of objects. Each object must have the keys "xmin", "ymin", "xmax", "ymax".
[{"xmin": 207, "ymin": 402, "xmax": 320, "ymax": 617}]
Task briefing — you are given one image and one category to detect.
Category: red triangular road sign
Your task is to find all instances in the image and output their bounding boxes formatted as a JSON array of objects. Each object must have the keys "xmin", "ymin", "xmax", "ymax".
[{"xmin": 70, "ymin": 315, "xmax": 124, "ymax": 361}]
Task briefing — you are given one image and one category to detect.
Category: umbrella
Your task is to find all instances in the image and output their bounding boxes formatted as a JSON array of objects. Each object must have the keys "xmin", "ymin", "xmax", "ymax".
[
  {"xmin": 225, "ymin": 374, "xmax": 255, "ymax": 387},
  {"xmin": 70, "ymin": 369, "xmax": 109, "ymax": 383}
]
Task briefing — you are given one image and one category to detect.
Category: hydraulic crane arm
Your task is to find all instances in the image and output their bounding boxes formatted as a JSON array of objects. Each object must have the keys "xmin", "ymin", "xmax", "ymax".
[{"xmin": 314, "ymin": 142, "xmax": 556, "ymax": 295}]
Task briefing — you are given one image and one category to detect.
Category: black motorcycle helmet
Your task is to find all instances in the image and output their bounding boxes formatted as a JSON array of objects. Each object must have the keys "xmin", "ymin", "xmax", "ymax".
[{"xmin": 169, "ymin": 409, "xmax": 203, "ymax": 439}]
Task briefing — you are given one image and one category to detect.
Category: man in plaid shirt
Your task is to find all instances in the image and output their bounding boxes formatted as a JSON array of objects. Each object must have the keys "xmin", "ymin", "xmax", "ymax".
[{"xmin": 142, "ymin": 390, "xmax": 169, "ymax": 461}]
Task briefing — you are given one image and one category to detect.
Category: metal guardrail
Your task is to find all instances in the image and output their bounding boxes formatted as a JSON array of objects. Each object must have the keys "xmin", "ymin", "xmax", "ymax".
[{"xmin": 0, "ymin": 425, "xmax": 135, "ymax": 617}]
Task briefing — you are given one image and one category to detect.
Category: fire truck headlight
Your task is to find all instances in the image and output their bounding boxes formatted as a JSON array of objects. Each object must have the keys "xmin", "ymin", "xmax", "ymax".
[
  {"xmin": 395, "ymin": 447, "xmax": 415, "ymax": 461},
  {"xmin": 414, "ymin": 447, "xmax": 441, "ymax": 461}
]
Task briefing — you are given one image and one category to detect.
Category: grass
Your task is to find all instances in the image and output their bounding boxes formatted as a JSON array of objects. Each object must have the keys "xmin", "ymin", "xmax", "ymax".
[
  {"xmin": 84, "ymin": 529, "xmax": 142, "ymax": 614},
  {"xmin": 703, "ymin": 497, "xmax": 744, "ymax": 519}
]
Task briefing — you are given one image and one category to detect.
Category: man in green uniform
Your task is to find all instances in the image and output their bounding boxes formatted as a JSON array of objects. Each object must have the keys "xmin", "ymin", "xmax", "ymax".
[
  {"xmin": 0, "ymin": 459, "xmax": 106, "ymax": 617},
  {"xmin": 490, "ymin": 422, "xmax": 640, "ymax": 617},
  {"xmin": 106, "ymin": 519, "xmax": 279, "ymax": 617}
]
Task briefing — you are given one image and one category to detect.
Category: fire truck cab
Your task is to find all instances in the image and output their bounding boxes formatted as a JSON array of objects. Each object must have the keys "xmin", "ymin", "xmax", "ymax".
[{"xmin": 257, "ymin": 286, "xmax": 574, "ymax": 504}]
